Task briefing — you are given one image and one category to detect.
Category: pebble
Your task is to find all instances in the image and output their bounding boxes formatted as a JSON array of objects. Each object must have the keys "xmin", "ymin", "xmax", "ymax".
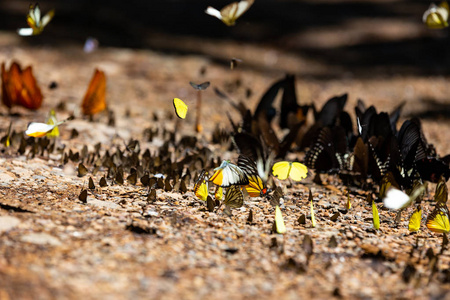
[
  {"xmin": 88, "ymin": 199, "xmax": 121, "ymax": 209},
  {"xmin": 0, "ymin": 216, "xmax": 21, "ymax": 233},
  {"xmin": 21, "ymin": 232, "xmax": 62, "ymax": 246}
]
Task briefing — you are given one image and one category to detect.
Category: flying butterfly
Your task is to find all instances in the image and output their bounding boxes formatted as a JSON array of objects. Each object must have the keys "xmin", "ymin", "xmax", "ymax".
[
  {"xmin": 272, "ymin": 161, "xmax": 308, "ymax": 181},
  {"xmin": 81, "ymin": 69, "xmax": 107, "ymax": 116},
  {"xmin": 423, "ymin": 1, "xmax": 449, "ymax": 29},
  {"xmin": 209, "ymin": 160, "xmax": 249, "ymax": 187},
  {"xmin": 25, "ymin": 116, "xmax": 72, "ymax": 138},
  {"xmin": 17, "ymin": 3, "xmax": 55, "ymax": 36},
  {"xmin": 427, "ymin": 201, "xmax": 450, "ymax": 234},
  {"xmin": 223, "ymin": 185, "xmax": 244, "ymax": 209},
  {"xmin": 189, "ymin": 81, "xmax": 210, "ymax": 91},
  {"xmin": 275, "ymin": 205, "xmax": 287, "ymax": 234},
  {"xmin": 173, "ymin": 98, "xmax": 188, "ymax": 119},
  {"xmin": 408, "ymin": 206, "xmax": 422, "ymax": 232},
  {"xmin": 383, "ymin": 183, "xmax": 427, "ymax": 210},
  {"xmin": 194, "ymin": 170, "xmax": 209, "ymax": 201},
  {"xmin": 205, "ymin": 0, "xmax": 254, "ymax": 26}
]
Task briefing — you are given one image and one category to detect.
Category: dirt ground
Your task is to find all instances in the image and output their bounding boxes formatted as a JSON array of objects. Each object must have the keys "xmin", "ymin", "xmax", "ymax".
[{"xmin": 1, "ymin": 1, "xmax": 450, "ymax": 299}]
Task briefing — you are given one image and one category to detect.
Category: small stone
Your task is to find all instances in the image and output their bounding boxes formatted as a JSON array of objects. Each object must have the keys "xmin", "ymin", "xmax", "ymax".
[
  {"xmin": 21, "ymin": 233, "xmax": 62, "ymax": 246},
  {"xmin": 0, "ymin": 216, "xmax": 21, "ymax": 233}
]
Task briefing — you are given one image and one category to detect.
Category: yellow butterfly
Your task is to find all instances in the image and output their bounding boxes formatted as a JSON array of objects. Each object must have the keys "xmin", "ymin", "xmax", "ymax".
[
  {"xmin": 238, "ymin": 156, "xmax": 269, "ymax": 197},
  {"xmin": 423, "ymin": 1, "xmax": 449, "ymax": 29},
  {"xmin": 194, "ymin": 170, "xmax": 208, "ymax": 201},
  {"xmin": 223, "ymin": 185, "xmax": 244, "ymax": 209},
  {"xmin": 205, "ymin": 0, "xmax": 254, "ymax": 26},
  {"xmin": 215, "ymin": 186, "xmax": 223, "ymax": 201},
  {"xmin": 408, "ymin": 206, "xmax": 422, "ymax": 232},
  {"xmin": 17, "ymin": 3, "xmax": 55, "ymax": 36},
  {"xmin": 309, "ymin": 191, "xmax": 316, "ymax": 228},
  {"xmin": 46, "ymin": 109, "xmax": 60, "ymax": 138},
  {"xmin": 275, "ymin": 205, "xmax": 287, "ymax": 234},
  {"xmin": 426, "ymin": 201, "xmax": 450, "ymax": 234},
  {"xmin": 272, "ymin": 161, "xmax": 308, "ymax": 181},
  {"xmin": 173, "ymin": 98, "xmax": 188, "ymax": 119},
  {"xmin": 372, "ymin": 200, "xmax": 380, "ymax": 230},
  {"xmin": 209, "ymin": 160, "xmax": 249, "ymax": 187}
]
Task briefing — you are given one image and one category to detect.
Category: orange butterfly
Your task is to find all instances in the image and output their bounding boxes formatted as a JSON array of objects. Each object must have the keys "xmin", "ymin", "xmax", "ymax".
[
  {"xmin": 81, "ymin": 69, "xmax": 107, "ymax": 115},
  {"xmin": 1, "ymin": 61, "xmax": 43, "ymax": 110}
]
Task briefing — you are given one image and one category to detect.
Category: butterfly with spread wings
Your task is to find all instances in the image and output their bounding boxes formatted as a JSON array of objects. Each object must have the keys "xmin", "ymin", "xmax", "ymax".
[
  {"xmin": 426, "ymin": 176, "xmax": 450, "ymax": 234},
  {"xmin": 18, "ymin": 3, "xmax": 55, "ymax": 36},
  {"xmin": 205, "ymin": 0, "xmax": 254, "ymax": 26},
  {"xmin": 237, "ymin": 155, "xmax": 270, "ymax": 197}
]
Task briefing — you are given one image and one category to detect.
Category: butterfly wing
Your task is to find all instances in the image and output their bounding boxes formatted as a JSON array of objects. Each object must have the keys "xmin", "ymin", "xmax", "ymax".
[
  {"xmin": 408, "ymin": 207, "xmax": 422, "ymax": 232},
  {"xmin": 215, "ymin": 186, "xmax": 223, "ymax": 201},
  {"xmin": 426, "ymin": 202, "xmax": 450, "ymax": 233},
  {"xmin": 205, "ymin": 6, "xmax": 223, "ymax": 21},
  {"xmin": 223, "ymin": 185, "xmax": 244, "ymax": 208},
  {"xmin": 243, "ymin": 175, "xmax": 266, "ymax": 197},
  {"xmin": 272, "ymin": 161, "xmax": 291, "ymax": 180},
  {"xmin": 275, "ymin": 205, "xmax": 287, "ymax": 234},
  {"xmin": 46, "ymin": 110, "xmax": 60, "ymax": 138},
  {"xmin": 220, "ymin": 2, "xmax": 239, "ymax": 26},
  {"xmin": 25, "ymin": 122, "xmax": 56, "ymax": 137},
  {"xmin": 194, "ymin": 170, "xmax": 208, "ymax": 201},
  {"xmin": 210, "ymin": 161, "xmax": 249, "ymax": 187},
  {"xmin": 289, "ymin": 162, "xmax": 308, "ymax": 181},
  {"xmin": 173, "ymin": 98, "xmax": 188, "ymax": 119},
  {"xmin": 41, "ymin": 9, "xmax": 55, "ymax": 27},
  {"xmin": 235, "ymin": 0, "xmax": 254, "ymax": 19},
  {"xmin": 81, "ymin": 69, "xmax": 107, "ymax": 115},
  {"xmin": 19, "ymin": 66, "xmax": 43, "ymax": 110},
  {"xmin": 372, "ymin": 201, "xmax": 380, "ymax": 230},
  {"xmin": 383, "ymin": 188, "xmax": 411, "ymax": 210}
]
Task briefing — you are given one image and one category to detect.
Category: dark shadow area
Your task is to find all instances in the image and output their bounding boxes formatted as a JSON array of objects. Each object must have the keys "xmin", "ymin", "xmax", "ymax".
[
  {"xmin": 0, "ymin": 0, "xmax": 449, "ymax": 77},
  {"xmin": 408, "ymin": 99, "xmax": 450, "ymax": 120}
]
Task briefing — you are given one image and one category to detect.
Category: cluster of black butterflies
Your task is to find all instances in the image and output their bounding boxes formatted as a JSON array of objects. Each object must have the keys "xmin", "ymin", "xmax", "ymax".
[{"xmin": 215, "ymin": 74, "xmax": 450, "ymax": 190}]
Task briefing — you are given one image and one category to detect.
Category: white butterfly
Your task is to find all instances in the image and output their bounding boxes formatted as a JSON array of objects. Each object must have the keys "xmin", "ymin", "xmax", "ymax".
[
  {"xmin": 17, "ymin": 3, "xmax": 55, "ymax": 36},
  {"xmin": 25, "ymin": 116, "xmax": 72, "ymax": 138},
  {"xmin": 209, "ymin": 160, "xmax": 249, "ymax": 187},
  {"xmin": 383, "ymin": 184, "xmax": 426, "ymax": 210},
  {"xmin": 205, "ymin": 0, "xmax": 254, "ymax": 26}
]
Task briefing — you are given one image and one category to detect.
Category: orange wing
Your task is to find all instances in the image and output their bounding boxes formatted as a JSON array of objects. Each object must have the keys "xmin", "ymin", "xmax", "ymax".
[
  {"xmin": 2, "ymin": 62, "xmax": 43, "ymax": 110},
  {"xmin": 18, "ymin": 66, "xmax": 43, "ymax": 109},
  {"xmin": 81, "ymin": 69, "xmax": 107, "ymax": 115}
]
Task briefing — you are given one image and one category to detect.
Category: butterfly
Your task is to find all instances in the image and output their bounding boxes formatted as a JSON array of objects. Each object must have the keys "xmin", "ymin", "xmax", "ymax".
[
  {"xmin": 426, "ymin": 201, "xmax": 450, "ymax": 234},
  {"xmin": 372, "ymin": 200, "xmax": 380, "ymax": 230},
  {"xmin": 310, "ymin": 191, "xmax": 316, "ymax": 228},
  {"xmin": 194, "ymin": 170, "xmax": 209, "ymax": 201},
  {"xmin": 408, "ymin": 206, "xmax": 422, "ymax": 232},
  {"xmin": 1, "ymin": 62, "xmax": 43, "ymax": 110},
  {"xmin": 189, "ymin": 81, "xmax": 210, "ymax": 91},
  {"xmin": 383, "ymin": 183, "xmax": 426, "ymax": 210},
  {"xmin": 275, "ymin": 205, "xmax": 287, "ymax": 234},
  {"xmin": 25, "ymin": 116, "xmax": 72, "ymax": 138},
  {"xmin": 45, "ymin": 109, "xmax": 60, "ymax": 138},
  {"xmin": 215, "ymin": 186, "xmax": 223, "ymax": 201},
  {"xmin": 272, "ymin": 161, "xmax": 308, "ymax": 181},
  {"xmin": 173, "ymin": 98, "xmax": 188, "ymax": 119},
  {"xmin": 17, "ymin": 3, "xmax": 55, "ymax": 36},
  {"xmin": 81, "ymin": 69, "xmax": 107, "ymax": 116},
  {"xmin": 237, "ymin": 155, "xmax": 269, "ymax": 197},
  {"xmin": 378, "ymin": 172, "xmax": 400, "ymax": 200},
  {"xmin": 434, "ymin": 175, "xmax": 448, "ymax": 204},
  {"xmin": 223, "ymin": 185, "xmax": 244, "ymax": 209},
  {"xmin": 205, "ymin": 0, "xmax": 254, "ymax": 26},
  {"xmin": 423, "ymin": 1, "xmax": 449, "ymax": 29},
  {"xmin": 209, "ymin": 160, "xmax": 249, "ymax": 187}
]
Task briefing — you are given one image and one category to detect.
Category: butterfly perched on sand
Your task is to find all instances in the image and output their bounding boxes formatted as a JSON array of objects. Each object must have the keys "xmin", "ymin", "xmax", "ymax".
[
  {"xmin": 205, "ymin": 0, "xmax": 254, "ymax": 26},
  {"xmin": 272, "ymin": 161, "xmax": 308, "ymax": 181},
  {"xmin": 194, "ymin": 170, "xmax": 209, "ymax": 201},
  {"xmin": 408, "ymin": 206, "xmax": 422, "ymax": 232},
  {"xmin": 423, "ymin": 1, "xmax": 449, "ymax": 29},
  {"xmin": 372, "ymin": 200, "xmax": 380, "ymax": 230},
  {"xmin": 427, "ymin": 202, "xmax": 450, "ymax": 234},
  {"xmin": 274, "ymin": 205, "xmax": 287, "ymax": 234},
  {"xmin": 1, "ymin": 62, "xmax": 43, "ymax": 110},
  {"xmin": 173, "ymin": 98, "xmax": 188, "ymax": 119},
  {"xmin": 17, "ymin": 3, "xmax": 55, "ymax": 36},
  {"xmin": 223, "ymin": 185, "xmax": 244, "ymax": 209},
  {"xmin": 81, "ymin": 69, "xmax": 107, "ymax": 116},
  {"xmin": 209, "ymin": 160, "xmax": 249, "ymax": 187},
  {"xmin": 46, "ymin": 109, "xmax": 60, "ymax": 138},
  {"xmin": 237, "ymin": 155, "xmax": 269, "ymax": 197}
]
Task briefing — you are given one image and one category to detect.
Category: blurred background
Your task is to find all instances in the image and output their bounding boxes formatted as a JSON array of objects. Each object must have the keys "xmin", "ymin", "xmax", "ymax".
[{"xmin": 1, "ymin": 0, "xmax": 449, "ymax": 78}]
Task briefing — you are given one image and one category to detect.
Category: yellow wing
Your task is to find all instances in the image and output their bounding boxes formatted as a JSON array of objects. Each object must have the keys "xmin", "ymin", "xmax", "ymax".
[
  {"xmin": 423, "ymin": 1, "xmax": 449, "ymax": 29},
  {"xmin": 310, "ymin": 195, "xmax": 316, "ymax": 228},
  {"xmin": 289, "ymin": 162, "xmax": 308, "ymax": 181},
  {"xmin": 408, "ymin": 207, "xmax": 422, "ymax": 232},
  {"xmin": 215, "ymin": 186, "xmax": 223, "ymax": 201},
  {"xmin": 435, "ymin": 176, "xmax": 448, "ymax": 204},
  {"xmin": 194, "ymin": 171, "xmax": 208, "ymax": 201},
  {"xmin": 272, "ymin": 161, "xmax": 291, "ymax": 180},
  {"xmin": 427, "ymin": 202, "xmax": 450, "ymax": 234},
  {"xmin": 275, "ymin": 205, "xmax": 287, "ymax": 234},
  {"xmin": 243, "ymin": 175, "xmax": 267, "ymax": 197},
  {"xmin": 372, "ymin": 200, "xmax": 380, "ymax": 230},
  {"xmin": 173, "ymin": 98, "xmax": 188, "ymax": 119},
  {"xmin": 46, "ymin": 109, "xmax": 60, "ymax": 138}
]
